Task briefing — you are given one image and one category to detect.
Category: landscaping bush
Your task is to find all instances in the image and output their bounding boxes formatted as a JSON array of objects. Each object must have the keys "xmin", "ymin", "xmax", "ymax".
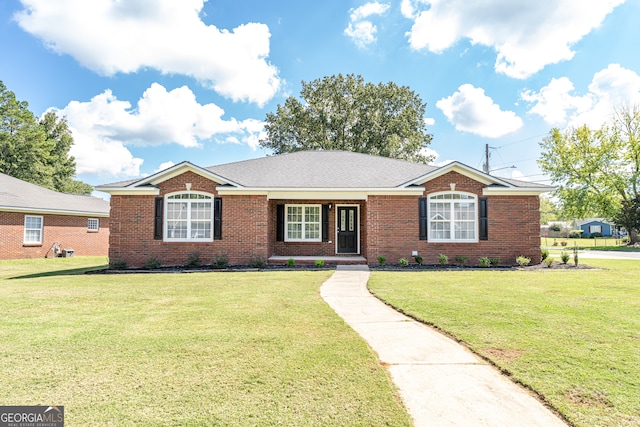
[
  {"xmin": 249, "ymin": 255, "xmax": 266, "ymax": 268},
  {"xmin": 544, "ymin": 257, "xmax": 554, "ymax": 268},
  {"xmin": 145, "ymin": 257, "xmax": 161, "ymax": 269},
  {"xmin": 560, "ymin": 251, "xmax": 570, "ymax": 264},
  {"xmin": 549, "ymin": 224, "xmax": 562, "ymax": 232},
  {"xmin": 516, "ymin": 256, "xmax": 531, "ymax": 267},
  {"xmin": 541, "ymin": 248, "xmax": 549, "ymax": 261},
  {"xmin": 111, "ymin": 259, "xmax": 127, "ymax": 270},
  {"xmin": 454, "ymin": 255, "xmax": 468, "ymax": 265},
  {"xmin": 214, "ymin": 252, "xmax": 229, "ymax": 269},
  {"xmin": 287, "ymin": 258, "xmax": 295, "ymax": 267},
  {"xmin": 591, "ymin": 232, "xmax": 603, "ymax": 238},
  {"xmin": 398, "ymin": 258, "xmax": 409, "ymax": 267},
  {"xmin": 437, "ymin": 253, "xmax": 448, "ymax": 265},
  {"xmin": 478, "ymin": 257, "xmax": 491, "ymax": 268},
  {"xmin": 186, "ymin": 252, "xmax": 201, "ymax": 267},
  {"xmin": 414, "ymin": 255, "xmax": 423, "ymax": 265},
  {"xmin": 314, "ymin": 259, "xmax": 325, "ymax": 267},
  {"xmin": 489, "ymin": 257, "xmax": 500, "ymax": 266},
  {"xmin": 377, "ymin": 256, "xmax": 386, "ymax": 265}
]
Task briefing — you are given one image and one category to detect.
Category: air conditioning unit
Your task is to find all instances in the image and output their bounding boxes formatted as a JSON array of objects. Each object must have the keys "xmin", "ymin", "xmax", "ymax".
[{"xmin": 62, "ymin": 249, "xmax": 75, "ymax": 258}]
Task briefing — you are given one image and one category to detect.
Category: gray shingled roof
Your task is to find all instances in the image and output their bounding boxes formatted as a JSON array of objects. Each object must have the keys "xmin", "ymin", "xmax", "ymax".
[
  {"xmin": 0, "ymin": 173, "xmax": 110, "ymax": 215},
  {"xmin": 206, "ymin": 151, "xmax": 439, "ymax": 188}
]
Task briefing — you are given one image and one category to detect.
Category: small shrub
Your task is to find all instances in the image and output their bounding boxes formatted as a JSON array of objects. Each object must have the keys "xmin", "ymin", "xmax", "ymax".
[
  {"xmin": 544, "ymin": 256, "xmax": 554, "ymax": 268},
  {"xmin": 398, "ymin": 258, "xmax": 409, "ymax": 267},
  {"xmin": 478, "ymin": 257, "xmax": 491, "ymax": 268},
  {"xmin": 573, "ymin": 246, "xmax": 579, "ymax": 266},
  {"xmin": 569, "ymin": 230, "xmax": 583, "ymax": 238},
  {"xmin": 622, "ymin": 236, "xmax": 630, "ymax": 244},
  {"xmin": 437, "ymin": 253, "xmax": 448, "ymax": 265},
  {"xmin": 560, "ymin": 241, "xmax": 568, "ymax": 246},
  {"xmin": 111, "ymin": 259, "xmax": 127, "ymax": 270},
  {"xmin": 549, "ymin": 224, "xmax": 562, "ymax": 232},
  {"xmin": 377, "ymin": 255, "xmax": 386, "ymax": 265},
  {"xmin": 560, "ymin": 251, "xmax": 570, "ymax": 264},
  {"xmin": 414, "ymin": 255, "xmax": 423, "ymax": 265},
  {"xmin": 286, "ymin": 258, "xmax": 295, "ymax": 267},
  {"xmin": 489, "ymin": 257, "xmax": 500, "ymax": 266},
  {"xmin": 541, "ymin": 248, "xmax": 549, "ymax": 261},
  {"xmin": 214, "ymin": 252, "xmax": 229, "ymax": 269},
  {"xmin": 145, "ymin": 257, "xmax": 161, "ymax": 269},
  {"xmin": 186, "ymin": 252, "xmax": 201, "ymax": 267},
  {"xmin": 516, "ymin": 256, "xmax": 531, "ymax": 267},
  {"xmin": 552, "ymin": 239, "xmax": 558, "ymax": 246},
  {"xmin": 591, "ymin": 232, "xmax": 603, "ymax": 238},
  {"xmin": 249, "ymin": 255, "xmax": 266, "ymax": 268},
  {"xmin": 455, "ymin": 255, "xmax": 468, "ymax": 265},
  {"xmin": 314, "ymin": 259, "xmax": 325, "ymax": 267}
]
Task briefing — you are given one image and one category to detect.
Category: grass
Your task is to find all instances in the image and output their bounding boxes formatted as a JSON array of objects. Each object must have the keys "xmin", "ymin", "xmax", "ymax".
[
  {"xmin": 368, "ymin": 259, "xmax": 640, "ymax": 427},
  {"xmin": 540, "ymin": 237, "xmax": 635, "ymax": 250},
  {"xmin": 0, "ymin": 257, "xmax": 410, "ymax": 426}
]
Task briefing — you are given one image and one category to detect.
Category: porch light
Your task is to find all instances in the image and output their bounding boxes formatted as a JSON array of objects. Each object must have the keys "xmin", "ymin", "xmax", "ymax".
[{"xmin": 328, "ymin": 203, "xmax": 333, "ymax": 210}]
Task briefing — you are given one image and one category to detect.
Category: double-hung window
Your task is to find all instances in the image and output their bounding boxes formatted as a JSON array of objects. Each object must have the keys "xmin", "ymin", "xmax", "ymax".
[
  {"xmin": 24, "ymin": 215, "xmax": 43, "ymax": 244},
  {"xmin": 165, "ymin": 193, "xmax": 213, "ymax": 241},
  {"xmin": 88, "ymin": 218, "xmax": 99, "ymax": 231},
  {"xmin": 285, "ymin": 204, "xmax": 321, "ymax": 242},
  {"xmin": 428, "ymin": 193, "xmax": 477, "ymax": 242}
]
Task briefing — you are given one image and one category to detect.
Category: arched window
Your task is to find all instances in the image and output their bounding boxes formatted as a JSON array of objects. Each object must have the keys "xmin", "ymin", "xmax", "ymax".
[
  {"xmin": 428, "ymin": 192, "xmax": 477, "ymax": 242},
  {"xmin": 164, "ymin": 192, "xmax": 213, "ymax": 241}
]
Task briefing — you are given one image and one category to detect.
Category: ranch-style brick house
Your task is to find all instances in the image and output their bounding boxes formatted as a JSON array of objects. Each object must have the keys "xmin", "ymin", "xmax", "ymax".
[
  {"xmin": 96, "ymin": 151, "xmax": 552, "ymax": 268},
  {"xmin": 0, "ymin": 173, "xmax": 110, "ymax": 260}
]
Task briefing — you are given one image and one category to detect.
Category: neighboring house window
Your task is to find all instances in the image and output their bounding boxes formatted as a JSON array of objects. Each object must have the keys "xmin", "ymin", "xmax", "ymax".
[
  {"xmin": 165, "ymin": 192, "xmax": 213, "ymax": 241},
  {"xmin": 428, "ymin": 193, "xmax": 477, "ymax": 242},
  {"xmin": 285, "ymin": 204, "xmax": 321, "ymax": 242},
  {"xmin": 24, "ymin": 215, "xmax": 43, "ymax": 244},
  {"xmin": 88, "ymin": 218, "xmax": 99, "ymax": 231},
  {"xmin": 589, "ymin": 225, "xmax": 602, "ymax": 234}
]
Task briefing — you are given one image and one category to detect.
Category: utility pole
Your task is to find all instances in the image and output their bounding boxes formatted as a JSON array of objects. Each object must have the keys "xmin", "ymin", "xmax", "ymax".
[{"xmin": 483, "ymin": 144, "xmax": 490, "ymax": 174}]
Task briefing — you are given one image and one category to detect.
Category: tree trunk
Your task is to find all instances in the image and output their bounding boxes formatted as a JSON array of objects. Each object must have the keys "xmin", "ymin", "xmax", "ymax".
[{"xmin": 629, "ymin": 228, "xmax": 639, "ymax": 245}]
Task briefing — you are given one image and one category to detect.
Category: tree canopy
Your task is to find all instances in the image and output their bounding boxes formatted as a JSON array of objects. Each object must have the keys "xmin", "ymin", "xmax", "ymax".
[
  {"xmin": 538, "ymin": 106, "xmax": 640, "ymax": 242},
  {"xmin": 259, "ymin": 74, "xmax": 434, "ymax": 163},
  {"xmin": 0, "ymin": 80, "xmax": 92, "ymax": 194}
]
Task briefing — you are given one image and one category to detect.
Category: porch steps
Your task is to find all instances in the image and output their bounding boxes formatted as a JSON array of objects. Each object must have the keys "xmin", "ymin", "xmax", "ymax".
[{"xmin": 268, "ymin": 256, "xmax": 367, "ymax": 266}]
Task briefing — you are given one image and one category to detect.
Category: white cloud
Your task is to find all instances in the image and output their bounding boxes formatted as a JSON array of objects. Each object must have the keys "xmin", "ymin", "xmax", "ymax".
[
  {"xmin": 155, "ymin": 161, "xmax": 176, "ymax": 173},
  {"xmin": 423, "ymin": 117, "xmax": 435, "ymax": 126},
  {"xmin": 53, "ymin": 83, "xmax": 265, "ymax": 177},
  {"xmin": 402, "ymin": 0, "xmax": 625, "ymax": 79},
  {"xmin": 523, "ymin": 64, "xmax": 640, "ymax": 128},
  {"xmin": 436, "ymin": 84, "xmax": 523, "ymax": 138},
  {"xmin": 15, "ymin": 0, "xmax": 280, "ymax": 105},
  {"xmin": 345, "ymin": 2, "xmax": 390, "ymax": 48}
]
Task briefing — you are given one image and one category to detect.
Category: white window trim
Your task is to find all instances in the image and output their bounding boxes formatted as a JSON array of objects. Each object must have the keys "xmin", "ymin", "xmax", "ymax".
[
  {"xmin": 24, "ymin": 215, "xmax": 43, "ymax": 244},
  {"xmin": 164, "ymin": 191, "xmax": 214, "ymax": 242},
  {"xmin": 589, "ymin": 225, "xmax": 602, "ymax": 234},
  {"xmin": 88, "ymin": 218, "xmax": 99, "ymax": 231},
  {"xmin": 285, "ymin": 204, "xmax": 322, "ymax": 242},
  {"xmin": 427, "ymin": 191, "xmax": 478, "ymax": 243}
]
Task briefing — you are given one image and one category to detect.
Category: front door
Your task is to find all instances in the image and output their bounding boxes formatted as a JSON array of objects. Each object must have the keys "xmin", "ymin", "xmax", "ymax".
[{"xmin": 337, "ymin": 206, "xmax": 358, "ymax": 254}]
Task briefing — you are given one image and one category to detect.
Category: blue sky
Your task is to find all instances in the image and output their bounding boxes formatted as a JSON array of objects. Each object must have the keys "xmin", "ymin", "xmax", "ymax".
[{"xmin": 2, "ymin": 0, "xmax": 640, "ymax": 192}]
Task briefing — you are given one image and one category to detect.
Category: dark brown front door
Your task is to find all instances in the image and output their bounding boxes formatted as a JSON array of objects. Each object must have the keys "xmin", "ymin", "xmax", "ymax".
[{"xmin": 337, "ymin": 206, "xmax": 358, "ymax": 254}]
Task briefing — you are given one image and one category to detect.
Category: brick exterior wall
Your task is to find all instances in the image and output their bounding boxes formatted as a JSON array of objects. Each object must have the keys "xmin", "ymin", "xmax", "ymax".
[
  {"xmin": 107, "ymin": 170, "xmax": 541, "ymax": 268},
  {"xmin": 0, "ymin": 212, "xmax": 109, "ymax": 260},
  {"xmin": 366, "ymin": 171, "xmax": 541, "ymax": 265}
]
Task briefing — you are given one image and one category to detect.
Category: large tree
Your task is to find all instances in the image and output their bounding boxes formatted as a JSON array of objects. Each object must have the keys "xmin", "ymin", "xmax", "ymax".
[
  {"xmin": 539, "ymin": 106, "xmax": 640, "ymax": 243},
  {"xmin": 260, "ymin": 74, "xmax": 434, "ymax": 163},
  {"xmin": 0, "ymin": 81, "xmax": 92, "ymax": 194}
]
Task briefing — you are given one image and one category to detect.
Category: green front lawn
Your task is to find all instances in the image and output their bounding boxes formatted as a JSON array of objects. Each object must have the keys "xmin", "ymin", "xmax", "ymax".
[
  {"xmin": 0, "ymin": 258, "xmax": 410, "ymax": 426},
  {"xmin": 541, "ymin": 236, "xmax": 633, "ymax": 250},
  {"xmin": 369, "ymin": 259, "xmax": 640, "ymax": 427}
]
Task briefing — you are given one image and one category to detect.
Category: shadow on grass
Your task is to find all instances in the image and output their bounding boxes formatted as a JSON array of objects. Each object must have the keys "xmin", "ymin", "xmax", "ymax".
[{"xmin": 9, "ymin": 265, "xmax": 108, "ymax": 280}]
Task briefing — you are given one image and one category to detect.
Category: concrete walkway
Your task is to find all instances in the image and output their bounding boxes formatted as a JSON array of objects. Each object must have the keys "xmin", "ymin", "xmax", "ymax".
[{"xmin": 320, "ymin": 265, "xmax": 567, "ymax": 427}]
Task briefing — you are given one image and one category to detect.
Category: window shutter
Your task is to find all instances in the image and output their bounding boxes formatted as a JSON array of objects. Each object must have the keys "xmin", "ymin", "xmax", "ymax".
[
  {"xmin": 419, "ymin": 198, "xmax": 428, "ymax": 240},
  {"xmin": 322, "ymin": 204, "xmax": 329, "ymax": 242},
  {"xmin": 479, "ymin": 197, "xmax": 488, "ymax": 240},
  {"xmin": 214, "ymin": 197, "xmax": 222, "ymax": 240},
  {"xmin": 276, "ymin": 204, "xmax": 284, "ymax": 242},
  {"xmin": 154, "ymin": 197, "xmax": 163, "ymax": 240}
]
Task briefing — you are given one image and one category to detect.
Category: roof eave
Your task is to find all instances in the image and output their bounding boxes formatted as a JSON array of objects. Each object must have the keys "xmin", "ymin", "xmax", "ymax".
[{"xmin": 0, "ymin": 206, "xmax": 110, "ymax": 217}]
